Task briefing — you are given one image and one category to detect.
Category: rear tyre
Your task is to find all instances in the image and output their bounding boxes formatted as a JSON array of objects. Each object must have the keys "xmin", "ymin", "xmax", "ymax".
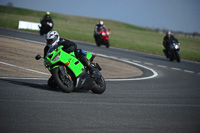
[
  {"xmin": 91, "ymin": 72, "xmax": 106, "ymax": 94},
  {"xmin": 163, "ymin": 49, "xmax": 168, "ymax": 58},
  {"xmin": 39, "ymin": 30, "xmax": 44, "ymax": 36},
  {"xmin": 52, "ymin": 67, "xmax": 74, "ymax": 93},
  {"xmin": 168, "ymin": 51, "xmax": 174, "ymax": 62},
  {"xmin": 96, "ymin": 43, "xmax": 101, "ymax": 47},
  {"xmin": 169, "ymin": 57, "xmax": 174, "ymax": 62}
]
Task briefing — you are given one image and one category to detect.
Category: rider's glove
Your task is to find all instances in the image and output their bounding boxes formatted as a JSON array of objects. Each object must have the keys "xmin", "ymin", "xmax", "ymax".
[{"xmin": 65, "ymin": 46, "xmax": 75, "ymax": 53}]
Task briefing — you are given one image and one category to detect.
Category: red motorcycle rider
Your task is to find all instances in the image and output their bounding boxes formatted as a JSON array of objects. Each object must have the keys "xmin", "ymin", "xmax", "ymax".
[{"xmin": 94, "ymin": 21, "xmax": 110, "ymax": 48}]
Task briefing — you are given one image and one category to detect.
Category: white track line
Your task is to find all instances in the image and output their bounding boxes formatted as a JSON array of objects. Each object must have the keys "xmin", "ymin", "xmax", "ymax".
[
  {"xmin": 157, "ymin": 65, "xmax": 167, "ymax": 68},
  {"xmin": 0, "ymin": 61, "xmax": 50, "ymax": 75},
  {"xmin": 132, "ymin": 60, "xmax": 141, "ymax": 63},
  {"xmin": 95, "ymin": 53, "xmax": 158, "ymax": 81},
  {"xmin": 144, "ymin": 62, "xmax": 153, "ymax": 65},
  {"xmin": 171, "ymin": 67, "xmax": 181, "ymax": 71},
  {"xmin": 0, "ymin": 35, "xmax": 45, "ymax": 45},
  {"xmin": 184, "ymin": 70, "xmax": 195, "ymax": 73}
]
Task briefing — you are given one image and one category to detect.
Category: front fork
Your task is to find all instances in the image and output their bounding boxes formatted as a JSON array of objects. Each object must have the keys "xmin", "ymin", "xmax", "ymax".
[{"xmin": 57, "ymin": 66, "xmax": 69, "ymax": 82}]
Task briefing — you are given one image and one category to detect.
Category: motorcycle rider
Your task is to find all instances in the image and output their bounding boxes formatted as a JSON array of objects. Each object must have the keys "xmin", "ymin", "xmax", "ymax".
[
  {"xmin": 39, "ymin": 11, "xmax": 54, "ymax": 35},
  {"xmin": 94, "ymin": 20, "xmax": 106, "ymax": 43},
  {"xmin": 163, "ymin": 31, "xmax": 179, "ymax": 58},
  {"xmin": 44, "ymin": 31, "xmax": 96, "ymax": 75}
]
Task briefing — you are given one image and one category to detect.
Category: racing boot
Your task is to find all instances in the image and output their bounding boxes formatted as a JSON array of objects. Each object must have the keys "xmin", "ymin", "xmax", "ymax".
[{"xmin": 79, "ymin": 55, "xmax": 97, "ymax": 76}]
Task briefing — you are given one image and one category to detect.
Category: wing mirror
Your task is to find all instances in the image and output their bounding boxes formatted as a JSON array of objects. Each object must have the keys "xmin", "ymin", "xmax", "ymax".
[{"xmin": 35, "ymin": 54, "xmax": 42, "ymax": 60}]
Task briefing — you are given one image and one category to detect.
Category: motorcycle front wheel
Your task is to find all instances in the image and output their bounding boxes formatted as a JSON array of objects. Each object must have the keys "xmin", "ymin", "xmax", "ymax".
[
  {"xmin": 105, "ymin": 40, "xmax": 110, "ymax": 48},
  {"xmin": 175, "ymin": 51, "xmax": 181, "ymax": 63},
  {"xmin": 52, "ymin": 67, "xmax": 74, "ymax": 93}
]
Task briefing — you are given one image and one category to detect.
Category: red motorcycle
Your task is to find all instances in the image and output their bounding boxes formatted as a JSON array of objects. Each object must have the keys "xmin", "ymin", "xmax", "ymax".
[{"xmin": 95, "ymin": 28, "xmax": 110, "ymax": 48}]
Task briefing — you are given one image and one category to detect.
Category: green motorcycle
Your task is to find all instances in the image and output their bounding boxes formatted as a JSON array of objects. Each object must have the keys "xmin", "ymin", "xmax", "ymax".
[{"xmin": 35, "ymin": 45, "xmax": 106, "ymax": 94}]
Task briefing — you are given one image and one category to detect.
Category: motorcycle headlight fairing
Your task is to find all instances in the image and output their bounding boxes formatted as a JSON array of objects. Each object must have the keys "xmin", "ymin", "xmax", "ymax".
[
  {"xmin": 102, "ymin": 33, "xmax": 106, "ymax": 36},
  {"xmin": 44, "ymin": 61, "xmax": 50, "ymax": 67},
  {"xmin": 52, "ymin": 52, "xmax": 61, "ymax": 61},
  {"xmin": 175, "ymin": 45, "xmax": 179, "ymax": 49}
]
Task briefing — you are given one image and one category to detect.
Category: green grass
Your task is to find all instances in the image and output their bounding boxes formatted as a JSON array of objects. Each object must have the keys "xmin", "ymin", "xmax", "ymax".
[{"xmin": 1, "ymin": 5, "xmax": 200, "ymax": 62}]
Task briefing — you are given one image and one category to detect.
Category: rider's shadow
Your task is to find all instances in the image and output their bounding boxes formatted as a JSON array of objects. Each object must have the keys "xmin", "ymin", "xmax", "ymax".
[
  {"xmin": 0, "ymin": 79, "xmax": 60, "ymax": 92},
  {"xmin": 1, "ymin": 79, "xmax": 90, "ymax": 93}
]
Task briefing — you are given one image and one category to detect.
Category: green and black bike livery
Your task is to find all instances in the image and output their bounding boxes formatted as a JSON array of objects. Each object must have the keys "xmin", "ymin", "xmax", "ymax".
[{"xmin": 35, "ymin": 45, "xmax": 106, "ymax": 94}]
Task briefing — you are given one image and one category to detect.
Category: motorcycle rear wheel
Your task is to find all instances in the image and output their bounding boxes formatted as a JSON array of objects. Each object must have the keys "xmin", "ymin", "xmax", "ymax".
[
  {"xmin": 91, "ymin": 72, "xmax": 106, "ymax": 94},
  {"xmin": 52, "ymin": 67, "xmax": 74, "ymax": 93}
]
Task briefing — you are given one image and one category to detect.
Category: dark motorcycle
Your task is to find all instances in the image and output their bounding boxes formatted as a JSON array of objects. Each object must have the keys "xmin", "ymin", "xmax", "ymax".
[
  {"xmin": 39, "ymin": 20, "xmax": 53, "ymax": 35},
  {"xmin": 163, "ymin": 42, "xmax": 181, "ymax": 63}
]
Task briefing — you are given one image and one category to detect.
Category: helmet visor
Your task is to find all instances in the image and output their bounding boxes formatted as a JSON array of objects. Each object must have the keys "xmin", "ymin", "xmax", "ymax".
[{"xmin": 47, "ymin": 39, "xmax": 54, "ymax": 45}]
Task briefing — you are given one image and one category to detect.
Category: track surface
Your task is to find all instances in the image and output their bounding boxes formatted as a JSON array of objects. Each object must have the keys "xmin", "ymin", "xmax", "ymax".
[{"xmin": 0, "ymin": 27, "xmax": 200, "ymax": 133}]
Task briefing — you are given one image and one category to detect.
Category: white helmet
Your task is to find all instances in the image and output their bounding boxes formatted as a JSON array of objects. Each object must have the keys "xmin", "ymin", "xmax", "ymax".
[
  {"xmin": 166, "ymin": 31, "xmax": 171, "ymax": 35},
  {"xmin": 99, "ymin": 20, "xmax": 104, "ymax": 25},
  {"xmin": 46, "ymin": 31, "xmax": 60, "ymax": 47}
]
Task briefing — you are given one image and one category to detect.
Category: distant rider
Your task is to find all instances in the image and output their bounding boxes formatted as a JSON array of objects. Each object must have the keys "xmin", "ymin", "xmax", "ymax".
[
  {"xmin": 94, "ymin": 21, "xmax": 106, "ymax": 43},
  {"xmin": 44, "ymin": 31, "xmax": 96, "ymax": 74},
  {"xmin": 39, "ymin": 11, "xmax": 54, "ymax": 35},
  {"xmin": 163, "ymin": 31, "xmax": 179, "ymax": 58}
]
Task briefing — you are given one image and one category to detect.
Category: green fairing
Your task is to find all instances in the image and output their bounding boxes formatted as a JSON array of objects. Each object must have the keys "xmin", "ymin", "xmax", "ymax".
[
  {"xmin": 86, "ymin": 52, "xmax": 92, "ymax": 60},
  {"xmin": 44, "ymin": 45, "xmax": 92, "ymax": 77}
]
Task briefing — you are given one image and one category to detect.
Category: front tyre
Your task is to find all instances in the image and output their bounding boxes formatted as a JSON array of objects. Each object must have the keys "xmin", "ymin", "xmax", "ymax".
[
  {"xmin": 105, "ymin": 40, "xmax": 110, "ymax": 48},
  {"xmin": 175, "ymin": 51, "xmax": 181, "ymax": 63},
  {"xmin": 52, "ymin": 67, "xmax": 74, "ymax": 93}
]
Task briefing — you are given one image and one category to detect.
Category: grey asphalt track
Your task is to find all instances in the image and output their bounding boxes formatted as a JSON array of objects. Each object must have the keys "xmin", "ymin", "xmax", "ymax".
[{"xmin": 0, "ymin": 27, "xmax": 200, "ymax": 133}]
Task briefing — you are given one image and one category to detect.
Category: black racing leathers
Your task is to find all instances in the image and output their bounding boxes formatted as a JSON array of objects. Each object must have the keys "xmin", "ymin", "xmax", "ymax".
[
  {"xmin": 44, "ymin": 38, "xmax": 76, "ymax": 57},
  {"xmin": 163, "ymin": 35, "xmax": 179, "ymax": 51},
  {"xmin": 44, "ymin": 38, "xmax": 94, "ymax": 73},
  {"xmin": 40, "ymin": 15, "xmax": 54, "ymax": 35},
  {"xmin": 41, "ymin": 15, "xmax": 54, "ymax": 28}
]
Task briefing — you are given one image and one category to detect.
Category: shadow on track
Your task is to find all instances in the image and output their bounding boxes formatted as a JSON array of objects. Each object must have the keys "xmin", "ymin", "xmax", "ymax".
[
  {"xmin": 0, "ymin": 78, "xmax": 90, "ymax": 93},
  {"xmin": 0, "ymin": 78, "xmax": 59, "ymax": 92}
]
